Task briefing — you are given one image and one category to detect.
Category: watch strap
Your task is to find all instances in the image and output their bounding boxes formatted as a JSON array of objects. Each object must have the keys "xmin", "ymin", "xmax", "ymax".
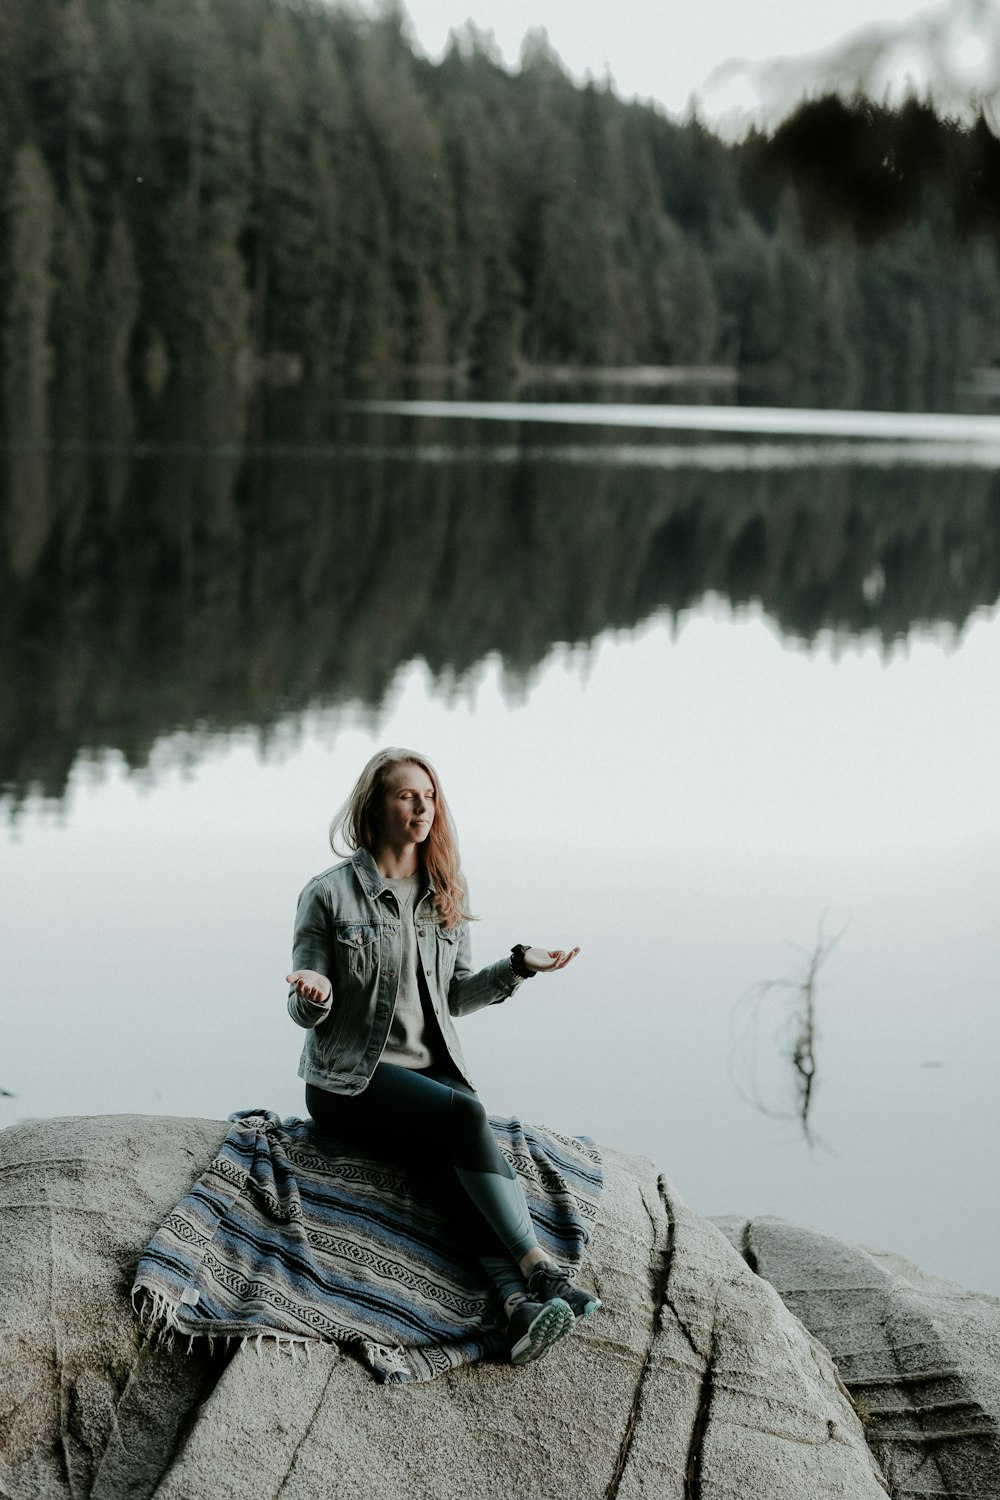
[{"xmin": 510, "ymin": 944, "xmax": 536, "ymax": 979}]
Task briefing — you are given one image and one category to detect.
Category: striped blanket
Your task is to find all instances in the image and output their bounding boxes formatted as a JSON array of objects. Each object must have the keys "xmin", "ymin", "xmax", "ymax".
[{"xmin": 132, "ymin": 1108, "xmax": 603, "ymax": 1383}]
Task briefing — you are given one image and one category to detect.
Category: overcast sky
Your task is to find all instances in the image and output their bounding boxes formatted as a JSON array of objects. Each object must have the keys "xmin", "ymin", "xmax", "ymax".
[{"xmin": 396, "ymin": 0, "xmax": 974, "ymax": 122}]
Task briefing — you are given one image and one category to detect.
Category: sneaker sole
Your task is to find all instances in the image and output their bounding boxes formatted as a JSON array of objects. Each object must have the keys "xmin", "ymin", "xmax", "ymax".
[
  {"xmin": 527, "ymin": 1266, "xmax": 603, "ymax": 1322},
  {"xmin": 510, "ymin": 1297, "xmax": 575, "ymax": 1365},
  {"xmin": 548, "ymin": 1290, "xmax": 603, "ymax": 1320}
]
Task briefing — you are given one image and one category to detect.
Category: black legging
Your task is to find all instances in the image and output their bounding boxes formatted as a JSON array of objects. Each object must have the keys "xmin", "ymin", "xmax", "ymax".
[{"xmin": 305, "ymin": 1062, "xmax": 539, "ymax": 1292}]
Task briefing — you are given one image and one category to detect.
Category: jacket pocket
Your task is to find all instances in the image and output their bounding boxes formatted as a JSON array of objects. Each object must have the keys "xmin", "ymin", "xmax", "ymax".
[
  {"xmin": 334, "ymin": 923, "xmax": 379, "ymax": 983},
  {"xmin": 434, "ymin": 922, "xmax": 461, "ymax": 981}
]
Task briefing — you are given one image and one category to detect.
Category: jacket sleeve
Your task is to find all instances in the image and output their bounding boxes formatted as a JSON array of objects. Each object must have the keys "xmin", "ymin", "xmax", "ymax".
[
  {"xmin": 287, "ymin": 879, "xmax": 334, "ymax": 1030},
  {"xmin": 446, "ymin": 924, "xmax": 523, "ymax": 1018}
]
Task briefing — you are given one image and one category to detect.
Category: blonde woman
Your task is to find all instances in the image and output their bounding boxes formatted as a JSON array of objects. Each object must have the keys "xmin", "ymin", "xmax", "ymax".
[{"xmin": 285, "ymin": 746, "xmax": 598, "ymax": 1364}]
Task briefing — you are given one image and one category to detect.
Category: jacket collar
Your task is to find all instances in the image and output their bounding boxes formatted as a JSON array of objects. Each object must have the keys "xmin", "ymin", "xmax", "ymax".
[{"xmin": 352, "ymin": 847, "xmax": 435, "ymax": 900}]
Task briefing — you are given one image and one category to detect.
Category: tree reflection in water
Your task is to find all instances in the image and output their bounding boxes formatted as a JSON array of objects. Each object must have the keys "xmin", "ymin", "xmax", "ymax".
[
  {"xmin": 728, "ymin": 920, "xmax": 846, "ymax": 1149},
  {"xmin": 2, "ymin": 404, "xmax": 999, "ymax": 812}
]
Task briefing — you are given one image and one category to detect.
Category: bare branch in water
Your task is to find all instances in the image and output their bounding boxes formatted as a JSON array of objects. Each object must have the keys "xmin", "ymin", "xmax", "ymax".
[{"xmin": 728, "ymin": 917, "xmax": 847, "ymax": 1149}]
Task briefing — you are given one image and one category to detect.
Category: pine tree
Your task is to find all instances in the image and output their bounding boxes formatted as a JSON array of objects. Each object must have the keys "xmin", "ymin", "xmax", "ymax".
[
  {"xmin": 90, "ymin": 209, "xmax": 140, "ymax": 442},
  {"xmin": 1, "ymin": 140, "xmax": 56, "ymax": 575},
  {"xmin": 2, "ymin": 140, "xmax": 56, "ymax": 432}
]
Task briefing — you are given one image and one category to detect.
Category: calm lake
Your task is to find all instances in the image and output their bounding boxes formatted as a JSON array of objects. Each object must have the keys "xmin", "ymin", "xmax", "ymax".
[{"xmin": 2, "ymin": 398, "xmax": 998, "ymax": 1297}]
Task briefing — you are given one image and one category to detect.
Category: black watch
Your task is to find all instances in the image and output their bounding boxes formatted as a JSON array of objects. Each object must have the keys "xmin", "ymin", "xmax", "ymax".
[{"xmin": 510, "ymin": 944, "xmax": 536, "ymax": 979}]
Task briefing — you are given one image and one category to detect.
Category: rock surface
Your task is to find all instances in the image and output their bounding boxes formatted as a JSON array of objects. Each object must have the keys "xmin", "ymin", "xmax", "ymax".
[
  {"xmin": 0, "ymin": 1113, "xmax": 950, "ymax": 1499},
  {"xmin": 715, "ymin": 1216, "xmax": 1000, "ymax": 1500}
]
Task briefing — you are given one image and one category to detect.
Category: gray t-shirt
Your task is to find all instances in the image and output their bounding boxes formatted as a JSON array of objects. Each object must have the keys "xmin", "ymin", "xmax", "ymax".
[{"xmin": 381, "ymin": 875, "xmax": 439, "ymax": 1070}]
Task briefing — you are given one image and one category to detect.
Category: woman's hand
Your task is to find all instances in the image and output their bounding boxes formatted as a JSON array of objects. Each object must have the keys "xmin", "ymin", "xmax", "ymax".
[
  {"xmin": 286, "ymin": 969, "xmax": 332, "ymax": 1004},
  {"xmin": 522, "ymin": 946, "xmax": 580, "ymax": 974}
]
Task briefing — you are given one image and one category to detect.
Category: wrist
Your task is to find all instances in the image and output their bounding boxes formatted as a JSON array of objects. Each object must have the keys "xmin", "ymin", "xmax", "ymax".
[{"xmin": 509, "ymin": 944, "xmax": 536, "ymax": 979}]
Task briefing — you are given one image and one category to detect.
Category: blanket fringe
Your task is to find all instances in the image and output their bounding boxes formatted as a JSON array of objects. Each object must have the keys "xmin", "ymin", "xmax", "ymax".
[
  {"xmin": 364, "ymin": 1341, "xmax": 410, "ymax": 1378},
  {"xmin": 132, "ymin": 1284, "xmax": 317, "ymax": 1362}
]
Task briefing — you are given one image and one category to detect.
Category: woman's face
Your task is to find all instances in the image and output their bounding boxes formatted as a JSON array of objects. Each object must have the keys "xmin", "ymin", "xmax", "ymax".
[{"xmin": 377, "ymin": 761, "xmax": 436, "ymax": 848}]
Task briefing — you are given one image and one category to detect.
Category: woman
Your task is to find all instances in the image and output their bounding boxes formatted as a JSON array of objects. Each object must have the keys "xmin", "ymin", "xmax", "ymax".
[{"xmin": 285, "ymin": 746, "xmax": 599, "ymax": 1365}]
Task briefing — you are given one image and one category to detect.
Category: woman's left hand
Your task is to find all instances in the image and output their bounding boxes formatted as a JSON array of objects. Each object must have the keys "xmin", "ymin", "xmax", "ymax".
[{"xmin": 523, "ymin": 946, "xmax": 580, "ymax": 973}]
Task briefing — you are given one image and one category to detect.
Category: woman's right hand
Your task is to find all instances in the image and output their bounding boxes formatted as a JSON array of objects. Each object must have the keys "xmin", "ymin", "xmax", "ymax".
[{"xmin": 286, "ymin": 969, "xmax": 332, "ymax": 1004}]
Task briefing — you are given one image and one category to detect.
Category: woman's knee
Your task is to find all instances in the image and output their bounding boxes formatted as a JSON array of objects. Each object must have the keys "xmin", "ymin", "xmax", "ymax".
[
  {"xmin": 449, "ymin": 1088, "xmax": 489, "ymax": 1136},
  {"xmin": 447, "ymin": 1088, "xmax": 512, "ymax": 1175}
]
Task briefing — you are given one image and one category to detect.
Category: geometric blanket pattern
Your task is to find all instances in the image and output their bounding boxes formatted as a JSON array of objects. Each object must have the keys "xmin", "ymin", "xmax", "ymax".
[{"xmin": 132, "ymin": 1108, "xmax": 603, "ymax": 1383}]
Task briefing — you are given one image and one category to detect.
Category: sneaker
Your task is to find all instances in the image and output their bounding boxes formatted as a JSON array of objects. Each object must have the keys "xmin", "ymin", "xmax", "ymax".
[
  {"xmin": 507, "ymin": 1296, "xmax": 575, "ymax": 1364},
  {"xmin": 526, "ymin": 1261, "xmax": 602, "ymax": 1320}
]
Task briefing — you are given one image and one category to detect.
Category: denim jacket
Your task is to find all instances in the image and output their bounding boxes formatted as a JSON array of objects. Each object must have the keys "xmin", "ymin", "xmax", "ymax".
[{"xmin": 287, "ymin": 848, "xmax": 523, "ymax": 1094}]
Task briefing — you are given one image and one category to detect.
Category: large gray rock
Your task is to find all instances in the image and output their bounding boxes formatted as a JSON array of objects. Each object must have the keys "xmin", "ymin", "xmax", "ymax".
[
  {"xmin": 715, "ymin": 1216, "xmax": 1000, "ymax": 1500},
  {"xmin": 0, "ymin": 1114, "xmax": 892, "ymax": 1499},
  {"xmin": 0, "ymin": 1115, "xmax": 230, "ymax": 1499}
]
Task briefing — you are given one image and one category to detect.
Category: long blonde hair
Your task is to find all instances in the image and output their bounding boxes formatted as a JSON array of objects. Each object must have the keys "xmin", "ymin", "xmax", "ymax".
[{"xmin": 329, "ymin": 748, "xmax": 471, "ymax": 930}]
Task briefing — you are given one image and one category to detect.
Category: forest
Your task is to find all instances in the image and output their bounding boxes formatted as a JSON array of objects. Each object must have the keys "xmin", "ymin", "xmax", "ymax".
[{"xmin": 3, "ymin": 0, "xmax": 1000, "ymax": 432}]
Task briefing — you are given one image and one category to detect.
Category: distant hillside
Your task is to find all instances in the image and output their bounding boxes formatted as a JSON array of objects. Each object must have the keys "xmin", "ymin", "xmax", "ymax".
[{"xmin": 2, "ymin": 0, "xmax": 1000, "ymax": 419}]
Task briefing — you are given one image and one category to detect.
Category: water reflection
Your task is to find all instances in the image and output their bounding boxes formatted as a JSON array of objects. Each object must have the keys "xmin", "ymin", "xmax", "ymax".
[
  {"xmin": 2, "ymin": 410, "xmax": 999, "ymax": 809},
  {"xmin": 728, "ymin": 922, "xmax": 845, "ymax": 1149},
  {"xmin": 354, "ymin": 398, "xmax": 1000, "ymax": 442}
]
